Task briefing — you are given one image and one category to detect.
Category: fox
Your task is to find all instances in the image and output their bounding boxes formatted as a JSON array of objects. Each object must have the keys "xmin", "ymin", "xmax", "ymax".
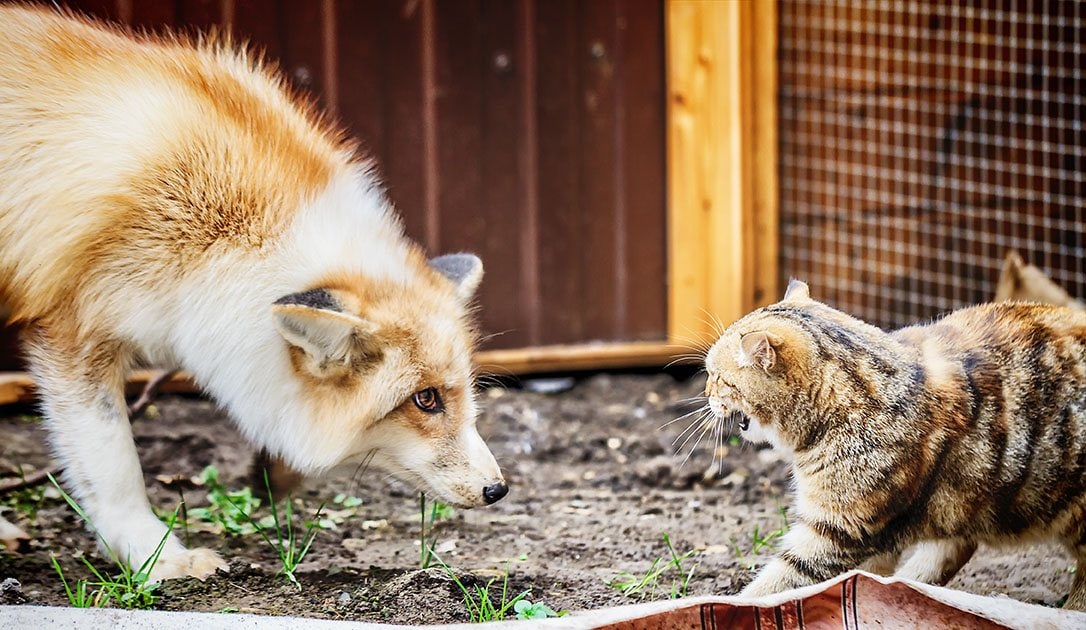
[{"xmin": 0, "ymin": 6, "xmax": 507, "ymax": 581}]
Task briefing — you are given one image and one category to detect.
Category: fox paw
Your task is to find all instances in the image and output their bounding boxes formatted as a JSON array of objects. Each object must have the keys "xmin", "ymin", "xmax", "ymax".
[{"xmin": 147, "ymin": 548, "xmax": 227, "ymax": 583}]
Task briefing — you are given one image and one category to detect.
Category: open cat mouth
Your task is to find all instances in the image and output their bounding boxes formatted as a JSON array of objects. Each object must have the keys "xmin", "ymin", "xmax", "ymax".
[{"xmin": 737, "ymin": 413, "xmax": 750, "ymax": 431}]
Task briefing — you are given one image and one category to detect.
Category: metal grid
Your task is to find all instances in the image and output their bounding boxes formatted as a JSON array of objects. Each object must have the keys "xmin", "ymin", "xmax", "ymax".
[{"xmin": 778, "ymin": 0, "xmax": 1086, "ymax": 329}]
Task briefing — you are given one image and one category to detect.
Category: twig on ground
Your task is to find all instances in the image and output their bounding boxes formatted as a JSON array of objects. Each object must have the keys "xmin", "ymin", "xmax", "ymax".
[
  {"xmin": 0, "ymin": 369, "xmax": 178, "ymax": 496},
  {"xmin": 0, "ymin": 468, "xmax": 51, "ymax": 494},
  {"xmin": 127, "ymin": 369, "xmax": 178, "ymax": 420}
]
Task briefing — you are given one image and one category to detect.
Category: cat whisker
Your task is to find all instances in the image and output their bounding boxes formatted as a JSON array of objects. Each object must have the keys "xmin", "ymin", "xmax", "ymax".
[
  {"xmin": 674, "ymin": 409, "xmax": 714, "ymax": 453},
  {"xmin": 678, "ymin": 414, "xmax": 716, "ymax": 469},
  {"xmin": 658, "ymin": 403, "xmax": 711, "ymax": 430}
]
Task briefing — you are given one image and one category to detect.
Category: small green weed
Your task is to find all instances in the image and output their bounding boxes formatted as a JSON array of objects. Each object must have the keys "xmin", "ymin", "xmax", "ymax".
[
  {"xmin": 431, "ymin": 554, "xmax": 529, "ymax": 622},
  {"xmin": 225, "ymin": 470, "xmax": 324, "ymax": 588},
  {"xmin": 50, "ymin": 554, "xmax": 93, "ymax": 608},
  {"xmin": 418, "ymin": 493, "xmax": 454, "ymax": 569},
  {"xmin": 514, "ymin": 598, "xmax": 565, "ymax": 620},
  {"xmin": 312, "ymin": 493, "xmax": 366, "ymax": 531},
  {"xmin": 608, "ymin": 533, "xmax": 699, "ymax": 600},
  {"xmin": 47, "ymin": 474, "xmax": 176, "ymax": 609},
  {"xmin": 731, "ymin": 505, "xmax": 790, "ymax": 570},
  {"xmin": 2, "ymin": 467, "xmax": 50, "ymax": 520},
  {"xmin": 187, "ymin": 466, "xmax": 264, "ymax": 536}
]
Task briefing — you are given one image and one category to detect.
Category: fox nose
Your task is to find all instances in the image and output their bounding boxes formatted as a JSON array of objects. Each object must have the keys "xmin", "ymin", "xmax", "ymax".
[{"xmin": 482, "ymin": 482, "xmax": 509, "ymax": 504}]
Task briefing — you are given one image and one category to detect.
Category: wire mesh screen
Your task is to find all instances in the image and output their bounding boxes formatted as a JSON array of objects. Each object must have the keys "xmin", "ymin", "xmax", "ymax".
[{"xmin": 778, "ymin": 1, "xmax": 1086, "ymax": 329}]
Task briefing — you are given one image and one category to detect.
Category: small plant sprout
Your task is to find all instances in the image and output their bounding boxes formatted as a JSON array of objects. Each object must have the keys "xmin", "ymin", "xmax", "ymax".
[
  {"xmin": 430, "ymin": 553, "xmax": 531, "ymax": 623},
  {"xmin": 3, "ymin": 465, "xmax": 50, "ymax": 520},
  {"xmin": 187, "ymin": 465, "xmax": 262, "ymax": 536},
  {"xmin": 50, "ymin": 553, "xmax": 93, "ymax": 608},
  {"xmin": 608, "ymin": 532, "xmax": 699, "ymax": 600},
  {"xmin": 47, "ymin": 473, "xmax": 178, "ymax": 609},
  {"xmin": 314, "ymin": 493, "xmax": 366, "ymax": 531},
  {"xmin": 418, "ymin": 493, "xmax": 454, "ymax": 569},
  {"xmin": 333, "ymin": 493, "xmax": 363, "ymax": 508},
  {"xmin": 514, "ymin": 599, "xmax": 564, "ymax": 620},
  {"xmin": 225, "ymin": 470, "xmax": 324, "ymax": 588},
  {"xmin": 731, "ymin": 506, "xmax": 790, "ymax": 570}
]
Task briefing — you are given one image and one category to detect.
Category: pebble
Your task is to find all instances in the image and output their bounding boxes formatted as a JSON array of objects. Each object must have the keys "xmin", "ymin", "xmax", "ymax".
[
  {"xmin": 0, "ymin": 578, "xmax": 20, "ymax": 594},
  {"xmin": 337, "ymin": 591, "xmax": 351, "ymax": 606}
]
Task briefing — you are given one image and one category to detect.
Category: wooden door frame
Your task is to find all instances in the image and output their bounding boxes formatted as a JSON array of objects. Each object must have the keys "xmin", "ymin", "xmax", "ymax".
[
  {"xmin": 0, "ymin": 2, "xmax": 778, "ymax": 403},
  {"xmin": 666, "ymin": 0, "xmax": 779, "ymax": 348}
]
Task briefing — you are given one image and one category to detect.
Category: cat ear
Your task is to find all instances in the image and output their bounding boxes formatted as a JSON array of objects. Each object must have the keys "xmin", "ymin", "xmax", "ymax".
[
  {"xmin": 272, "ymin": 289, "xmax": 376, "ymax": 363},
  {"xmin": 783, "ymin": 278, "xmax": 810, "ymax": 302},
  {"xmin": 430, "ymin": 253, "xmax": 483, "ymax": 300},
  {"xmin": 740, "ymin": 331, "xmax": 777, "ymax": 373}
]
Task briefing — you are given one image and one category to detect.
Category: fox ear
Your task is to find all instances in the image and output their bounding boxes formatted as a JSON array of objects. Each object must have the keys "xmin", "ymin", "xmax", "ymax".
[
  {"xmin": 272, "ymin": 289, "xmax": 375, "ymax": 363},
  {"xmin": 739, "ymin": 331, "xmax": 777, "ymax": 373},
  {"xmin": 783, "ymin": 278, "xmax": 810, "ymax": 302},
  {"xmin": 430, "ymin": 253, "xmax": 483, "ymax": 300}
]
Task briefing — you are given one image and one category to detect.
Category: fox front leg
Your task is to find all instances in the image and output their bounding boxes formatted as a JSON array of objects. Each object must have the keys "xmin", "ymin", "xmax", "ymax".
[
  {"xmin": 29, "ymin": 330, "xmax": 225, "ymax": 581},
  {"xmin": 740, "ymin": 521, "xmax": 871, "ymax": 598}
]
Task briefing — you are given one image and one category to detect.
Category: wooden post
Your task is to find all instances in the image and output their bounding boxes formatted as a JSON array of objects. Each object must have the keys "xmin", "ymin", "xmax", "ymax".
[{"xmin": 666, "ymin": 0, "xmax": 778, "ymax": 346}]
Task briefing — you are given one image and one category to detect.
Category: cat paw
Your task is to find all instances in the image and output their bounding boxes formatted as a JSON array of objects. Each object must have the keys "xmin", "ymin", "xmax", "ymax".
[{"xmin": 147, "ymin": 548, "xmax": 227, "ymax": 582}]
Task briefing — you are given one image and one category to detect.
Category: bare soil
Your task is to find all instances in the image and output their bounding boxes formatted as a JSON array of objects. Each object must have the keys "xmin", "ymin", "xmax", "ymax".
[{"xmin": 0, "ymin": 373, "xmax": 1076, "ymax": 624}]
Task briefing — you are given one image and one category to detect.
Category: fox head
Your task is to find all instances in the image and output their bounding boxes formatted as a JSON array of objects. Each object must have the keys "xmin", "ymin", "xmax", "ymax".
[{"xmin": 270, "ymin": 253, "xmax": 507, "ymax": 508}]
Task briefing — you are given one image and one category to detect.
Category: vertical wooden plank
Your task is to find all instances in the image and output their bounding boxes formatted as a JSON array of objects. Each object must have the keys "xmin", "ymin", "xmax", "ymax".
[
  {"xmin": 578, "ymin": 0, "xmax": 620, "ymax": 342},
  {"xmin": 333, "ymin": 1, "xmax": 385, "ymax": 161},
  {"xmin": 666, "ymin": 0, "xmax": 777, "ymax": 344},
  {"xmin": 617, "ymin": 0, "xmax": 668, "ymax": 341},
  {"xmin": 517, "ymin": 0, "xmax": 542, "ymax": 347},
  {"xmin": 431, "ymin": 0, "xmax": 484, "ymax": 258},
  {"xmin": 177, "ymin": 0, "xmax": 220, "ymax": 30},
  {"xmin": 380, "ymin": 0, "xmax": 428, "ymax": 245},
  {"xmin": 232, "ymin": 0, "xmax": 283, "ymax": 61},
  {"xmin": 477, "ymin": 0, "xmax": 529, "ymax": 348},
  {"xmin": 750, "ymin": 0, "xmax": 778, "ymax": 308},
  {"xmin": 129, "ymin": 1, "xmax": 177, "ymax": 30},
  {"xmin": 279, "ymin": 2, "xmax": 330, "ymax": 111},
  {"xmin": 535, "ymin": 0, "xmax": 584, "ymax": 345},
  {"xmin": 66, "ymin": 0, "xmax": 124, "ymax": 21}
]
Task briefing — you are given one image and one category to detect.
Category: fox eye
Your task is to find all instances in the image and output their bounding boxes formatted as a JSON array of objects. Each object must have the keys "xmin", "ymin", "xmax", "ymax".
[{"xmin": 412, "ymin": 387, "xmax": 443, "ymax": 413}]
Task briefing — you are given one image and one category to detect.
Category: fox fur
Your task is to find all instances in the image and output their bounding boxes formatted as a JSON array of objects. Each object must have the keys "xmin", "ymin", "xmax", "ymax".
[{"xmin": 0, "ymin": 6, "xmax": 505, "ymax": 581}]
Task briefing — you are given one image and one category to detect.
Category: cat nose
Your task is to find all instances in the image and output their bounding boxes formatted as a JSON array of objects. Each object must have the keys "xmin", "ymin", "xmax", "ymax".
[{"xmin": 482, "ymin": 482, "xmax": 508, "ymax": 504}]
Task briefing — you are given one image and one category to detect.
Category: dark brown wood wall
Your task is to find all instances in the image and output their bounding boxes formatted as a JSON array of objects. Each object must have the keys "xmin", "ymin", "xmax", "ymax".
[{"xmin": 0, "ymin": 0, "xmax": 667, "ymax": 369}]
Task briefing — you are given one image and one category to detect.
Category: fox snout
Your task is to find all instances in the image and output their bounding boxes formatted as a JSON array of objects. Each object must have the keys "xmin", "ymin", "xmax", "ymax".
[{"xmin": 444, "ymin": 424, "xmax": 508, "ymax": 508}]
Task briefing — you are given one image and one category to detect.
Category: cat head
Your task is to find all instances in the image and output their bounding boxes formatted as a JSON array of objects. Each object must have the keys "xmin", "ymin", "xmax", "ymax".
[{"xmin": 702, "ymin": 279, "xmax": 873, "ymax": 451}]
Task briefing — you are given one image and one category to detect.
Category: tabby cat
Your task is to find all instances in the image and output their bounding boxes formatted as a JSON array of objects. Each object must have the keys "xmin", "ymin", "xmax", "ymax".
[{"xmin": 704, "ymin": 280, "xmax": 1086, "ymax": 610}]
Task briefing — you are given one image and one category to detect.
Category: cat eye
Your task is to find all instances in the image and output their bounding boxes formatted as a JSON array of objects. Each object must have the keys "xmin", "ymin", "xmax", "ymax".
[{"xmin": 412, "ymin": 387, "xmax": 444, "ymax": 413}]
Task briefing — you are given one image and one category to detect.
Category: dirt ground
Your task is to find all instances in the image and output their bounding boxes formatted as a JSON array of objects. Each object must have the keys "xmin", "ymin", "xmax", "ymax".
[{"xmin": 0, "ymin": 373, "xmax": 1076, "ymax": 624}]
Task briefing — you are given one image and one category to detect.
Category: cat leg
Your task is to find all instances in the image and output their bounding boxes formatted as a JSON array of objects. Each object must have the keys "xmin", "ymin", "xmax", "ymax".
[
  {"xmin": 1065, "ymin": 547, "xmax": 1086, "ymax": 611},
  {"xmin": 894, "ymin": 538, "xmax": 976, "ymax": 585},
  {"xmin": 740, "ymin": 521, "xmax": 868, "ymax": 597},
  {"xmin": 859, "ymin": 549, "xmax": 901, "ymax": 576},
  {"xmin": 28, "ymin": 330, "xmax": 226, "ymax": 581}
]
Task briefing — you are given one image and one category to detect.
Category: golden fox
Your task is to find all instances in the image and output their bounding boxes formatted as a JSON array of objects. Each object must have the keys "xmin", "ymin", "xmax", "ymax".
[{"xmin": 0, "ymin": 6, "xmax": 506, "ymax": 581}]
